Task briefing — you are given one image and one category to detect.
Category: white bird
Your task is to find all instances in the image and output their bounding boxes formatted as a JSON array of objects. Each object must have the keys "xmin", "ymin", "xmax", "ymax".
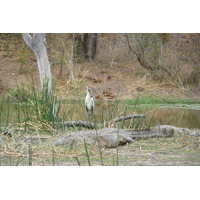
[{"xmin": 85, "ymin": 86, "xmax": 95, "ymax": 117}]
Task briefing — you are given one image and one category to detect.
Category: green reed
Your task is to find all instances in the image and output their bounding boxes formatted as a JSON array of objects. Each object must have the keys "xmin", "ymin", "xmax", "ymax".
[
  {"xmin": 83, "ymin": 139, "xmax": 91, "ymax": 166},
  {"xmin": 0, "ymin": 79, "xmax": 62, "ymax": 134}
]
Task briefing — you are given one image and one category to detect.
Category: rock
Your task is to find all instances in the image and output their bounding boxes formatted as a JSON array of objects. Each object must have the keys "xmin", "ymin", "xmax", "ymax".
[{"xmin": 136, "ymin": 87, "xmax": 144, "ymax": 92}]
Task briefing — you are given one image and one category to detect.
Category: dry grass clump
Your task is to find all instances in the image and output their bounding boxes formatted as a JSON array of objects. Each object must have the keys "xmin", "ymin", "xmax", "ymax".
[{"xmin": 1, "ymin": 133, "xmax": 200, "ymax": 166}]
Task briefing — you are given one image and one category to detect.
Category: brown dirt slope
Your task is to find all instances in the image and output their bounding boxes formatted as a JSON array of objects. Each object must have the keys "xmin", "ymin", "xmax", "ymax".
[{"xmin": 0, "ymin": 34, "xmax": 200, "ymax": 100}]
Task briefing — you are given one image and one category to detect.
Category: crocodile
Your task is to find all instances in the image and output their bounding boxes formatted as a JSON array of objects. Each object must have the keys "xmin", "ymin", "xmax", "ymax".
[
  {"xmin": 1, "ymin": 125, "xmax": 200, "ymax": 148},
  {"xmin": 53, "ymin": 125, "xmax": 200, "ymax": 148}
]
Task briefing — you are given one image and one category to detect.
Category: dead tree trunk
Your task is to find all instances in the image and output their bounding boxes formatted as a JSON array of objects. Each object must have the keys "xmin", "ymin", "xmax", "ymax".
[
  {"xmin": 22, "ymin": 33, "xmax": 52, "ymax": 93},
  {"xmin": 83, "ymin": 33, "xmax": 98, "ymax": 61},
  {"xmin": 22, "ymin": 33, "xmax": 56, "ymax": 117}
]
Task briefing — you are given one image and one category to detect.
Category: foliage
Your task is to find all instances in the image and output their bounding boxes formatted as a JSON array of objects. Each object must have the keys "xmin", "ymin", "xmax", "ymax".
[
  {"xmin": 17, "ymin": 46, "xmax": 33, "ymax": 74},
  {"xmin": 1, "ymin": 33, "xmax": 200, "ymax": 88},
  {"xmin": 30, "ymin": 79, "xmax": 61, "ymax": 123},
  {"xmin": 1, "ymin": 33, "xmax": 200, "ymax": 166},
  {"xmin": 0, "ymin": 37, "xmax": 11, "ymax": 57},
  {"xmin": 0, "ymin": 79, "xmax": 61, "ymax": 132}
]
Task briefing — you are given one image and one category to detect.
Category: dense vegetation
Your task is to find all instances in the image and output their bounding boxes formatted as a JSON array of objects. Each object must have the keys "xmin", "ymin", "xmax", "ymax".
[
  {"xmin": 0, "ymin": 33, "xmax": 200, "ymax": 92},
  {"xmin": 0, "ymin": 33, "xmax": 200, "ymax": 166}
]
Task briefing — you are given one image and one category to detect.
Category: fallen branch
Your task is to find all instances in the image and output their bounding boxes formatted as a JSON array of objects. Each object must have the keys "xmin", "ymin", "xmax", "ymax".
[
  {"xmin": 110, "ymin": 114, "xmax": 146, "ymax": 123},
  {"xmin": 62, "ymin": 114, "xmax": 146, "ymax": 129},
  {"xmin": 62, "ymin": 121, "xmax": 100, "ymax": 129}
]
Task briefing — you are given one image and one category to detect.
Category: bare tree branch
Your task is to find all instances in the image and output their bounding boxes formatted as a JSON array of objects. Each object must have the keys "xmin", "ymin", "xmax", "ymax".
[
  {"xmin": 124, "ymin": 33, "xmax": 138, "ymax": 56},
  {"xmin": 110, "ymin": 114, "xmax": 146, "ymax": 123},
  {"xmin": 62, "ymin": 114, "xmax": 146, "ymax": 129},
  {"xmin": 124, "ymin": 33, "xmax": 172, "ymax": 76},
  {"xmin": 22, "ymin": 33, "xmax": 33, "ymax": 49},
  {"xmin": 63, "ymin": 121, "xmax": 100, "ymax": 129}
]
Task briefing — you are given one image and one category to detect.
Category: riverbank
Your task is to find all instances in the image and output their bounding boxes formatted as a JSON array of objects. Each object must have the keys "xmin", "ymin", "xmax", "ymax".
[{"xmin": 0, "ymin": 128, "xmax": 199, "ymax": 166}]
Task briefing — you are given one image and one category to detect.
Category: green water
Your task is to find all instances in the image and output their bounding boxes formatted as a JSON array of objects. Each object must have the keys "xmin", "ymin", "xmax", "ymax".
[
  {"xmin": 67, "ymin": 103, "xmax": 200, "ymax": 129},
  {"xmin": 136, "ymin": 106, "xmax": 200, "ymax": 129},
  {"xmin": 0, "ymin": 101, "xmax": 200, "ymax": 129},
  {"xmin": 58, "ymin": 102, "xmax": 200, "ymax": 129}
]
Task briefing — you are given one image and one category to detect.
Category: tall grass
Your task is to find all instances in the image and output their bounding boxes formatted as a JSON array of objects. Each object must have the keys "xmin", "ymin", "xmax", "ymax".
[
  {"xmin": 0, "ymin": 79, "xmax": 63, "ymax": 136},
  {"xmin": 0, "ymin": 83, "xmax": 155, "ymax": 166},
  {"xmin": 83, "ymin": 139, "xmax": 91, "ymax": 166},
  {"xmin": 74, "ymin": 156, "xmax": 81, "ymax": 166},
  {"xmin": 29, "ymin": 79, "xmax": 61, "ymax": 124},
  {"xmin": 51, "ymin": 146, "xmax": 55, "ymax": 166},
  {"xmin": 28, "ymin": 144, "xmax": 32, "ymax": 166}
]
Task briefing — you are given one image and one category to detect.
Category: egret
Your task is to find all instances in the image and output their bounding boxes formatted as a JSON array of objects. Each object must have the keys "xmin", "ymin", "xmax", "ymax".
[{"xmin": 85, "ymin": 86, "xmax": 95, "ymax": 117}]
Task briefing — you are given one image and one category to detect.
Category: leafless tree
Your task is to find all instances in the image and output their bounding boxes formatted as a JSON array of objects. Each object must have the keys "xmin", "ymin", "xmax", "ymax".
[
  {"xmin": 69, "ymin": 33, "xmax": 98, "ymax": 61},
  {"xmin": 22, "ymin": 33, "xmax": 52, "ymax": 93},
  {"xmin": 22, "ymin": 33, "xmax": 56, "ymax": 117},
  {"xmin": 83, "ymin": 33, "xmax": 98, "ymax": 61},
  {"xmin": 124, "ymin": 33, "xmax": 171, "ymax": 80}
]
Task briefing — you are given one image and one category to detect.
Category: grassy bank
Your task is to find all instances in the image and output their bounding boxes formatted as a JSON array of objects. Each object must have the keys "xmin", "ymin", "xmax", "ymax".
[
  {"xmin": 123, "ymin": 97, "xmax": 200, "ymax": 105},
  {"xmin": 0, "ymin": 135, "xmax": 199, "ymax": 166},
  {"xmin": 0, "ymin": 82, "xmax": 200, "ymax": 166}
]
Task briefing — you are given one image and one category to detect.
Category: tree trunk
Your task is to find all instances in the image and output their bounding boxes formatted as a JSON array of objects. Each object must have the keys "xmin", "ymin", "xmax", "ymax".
[
  {"xmin": 22, "ymin": 33, "xmax": 52, "ymax": 93},
  {"xmin": 22, "ymin": 33, "xmax": 56, "ymax": 118},
  {"xmin": 83, "ymin": 33, "xmax": 98, "ymax": 60}
]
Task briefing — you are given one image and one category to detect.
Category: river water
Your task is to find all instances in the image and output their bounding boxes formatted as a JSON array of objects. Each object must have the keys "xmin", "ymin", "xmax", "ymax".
[
  {"xmin": 63, "ymin": 102, "xmax": 200, "ymax": 129},
  {"xmin": 1, "ymin": 101, "xmax": 200, "ymax": 129}
]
